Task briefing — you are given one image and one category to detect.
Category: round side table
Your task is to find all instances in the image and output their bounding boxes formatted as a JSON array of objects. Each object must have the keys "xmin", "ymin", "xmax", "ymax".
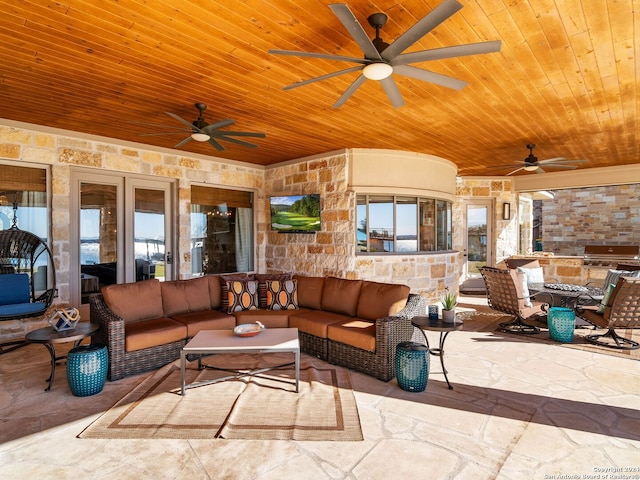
[
  {"xmin": 25, "ymin": 322, "xmax": 99, "ymax": 391},
  {"xmin": 411, "ymin": 316, "xmax": 463, "ymax": 390}
]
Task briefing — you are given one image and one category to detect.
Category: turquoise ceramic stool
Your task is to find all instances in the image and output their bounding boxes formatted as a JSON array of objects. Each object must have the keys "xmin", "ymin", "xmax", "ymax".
[
  {"xmin": 548, "ymin": 307, "xmax": 576, "ymax": 343},
  {"xmin": 395, "ymin": 342, "xmax": 429, "ymax": 392},
  {"xmin": 66, "ymin": 344, "xmax": 108, "ymax": 396}
]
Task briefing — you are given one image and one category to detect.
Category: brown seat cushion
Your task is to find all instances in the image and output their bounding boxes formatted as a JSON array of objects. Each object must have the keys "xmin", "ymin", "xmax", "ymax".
[
  {"xmin": 102, "ymin": 279, "xmax": 163, "ymax": 324},
  {"xmin": 293, "ymin": 275, "xmax": 325, "ymax": 310},
  {"xmin": 327, "ymin": 318, "xmax": 376, "ymax": 352},
  {"xmin": 357, "ymin": 281, "xmax": 409, "ymax": 320},
  {"xmin": 124, "ymin": 317, "xmax": 186, "ymax": 352},
  {"xmin": 161, "ymin": 276, "xmax": 211, "ymax": 317},
  {"xmin": 321, "ymin": 277, "xmax": 363, "ymax": 317},
  {"xmin": 289, "ymin": 310, "xmax": 351, "ymax": 338},
  {"xmin": 170, "ymin": 310, "xmax": 236, "ymax": 337},
  {"xmin": 233, "ymin": 308, "xmax": 309, "ymax": 329}
]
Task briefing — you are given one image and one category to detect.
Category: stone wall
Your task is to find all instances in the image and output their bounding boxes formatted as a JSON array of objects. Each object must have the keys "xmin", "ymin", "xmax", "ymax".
[
  {"xmin": 265, "ymin": 152, "xmax": 461, "ymax": 304},
  {"xmin": 540, "ymin": 184, "xmax": 640, "ymax": 255}
]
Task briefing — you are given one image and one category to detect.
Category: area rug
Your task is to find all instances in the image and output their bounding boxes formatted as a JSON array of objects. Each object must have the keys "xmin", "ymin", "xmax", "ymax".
[
  {"xmin": 79, "ymin": 353, "xmax": 363, "ymax": 441},
  {"xmin": 457, "ymin": 302, "xmax": 640, "ymax": 361}
]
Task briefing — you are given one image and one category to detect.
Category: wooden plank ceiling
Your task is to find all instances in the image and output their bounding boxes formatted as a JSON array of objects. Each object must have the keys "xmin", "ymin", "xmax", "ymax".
[{"xmin": 0, "ymin": 0, "xmax": 637, "ymax": 175}]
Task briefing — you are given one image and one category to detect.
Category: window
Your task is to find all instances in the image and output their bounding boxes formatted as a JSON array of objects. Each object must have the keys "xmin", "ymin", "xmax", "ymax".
[
  {"xmin": 191, "ymin": 186, "xmax": 254, "ymax": 274},
  {"xmin": 0, "ymin": 164, "xmax": 48, "ymax": 237},
  {"xmin": 357, "ymin": 195, "xmax": 452, "ymax": 253}
]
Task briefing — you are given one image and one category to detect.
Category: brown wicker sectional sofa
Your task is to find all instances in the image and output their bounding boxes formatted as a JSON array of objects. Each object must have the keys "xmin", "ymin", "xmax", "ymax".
[{"xmin": 89, "ymin": 274, "xmax": 425, "ymax": 382}]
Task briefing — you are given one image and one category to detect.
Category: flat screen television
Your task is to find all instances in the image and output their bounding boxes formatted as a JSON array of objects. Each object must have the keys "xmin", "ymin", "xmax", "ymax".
[{"xmin": 269, "ymin": 194, "xmax": 321, "ymax": 233}]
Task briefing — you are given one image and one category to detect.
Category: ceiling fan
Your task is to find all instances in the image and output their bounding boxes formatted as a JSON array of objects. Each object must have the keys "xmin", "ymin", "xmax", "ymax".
[
  {"xmin": 503, "ymin": 144, "xmax": 589, "ymax": 175},
  {"xmin": 269, "ymin": 0, "xmax": 501, "ymax": 108},
  {"xmin": 138, "ymin": 103, "xmax": 266, "ymax": 151}
]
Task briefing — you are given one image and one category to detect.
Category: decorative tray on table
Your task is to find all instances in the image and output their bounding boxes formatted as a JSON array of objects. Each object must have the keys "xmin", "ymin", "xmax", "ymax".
[{"xmin": 233, "ymin": 321, "xmax": 265, "ymax": 337}]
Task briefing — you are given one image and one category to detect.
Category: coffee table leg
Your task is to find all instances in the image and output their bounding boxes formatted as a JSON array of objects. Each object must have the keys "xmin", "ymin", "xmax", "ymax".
[
  {"xmin": 295, "ymin": 349, "xmax": 300, "ymax": 393},
  {"xmin": 180, "ymin": 350, "xmax": 186, "ymax": 396}
]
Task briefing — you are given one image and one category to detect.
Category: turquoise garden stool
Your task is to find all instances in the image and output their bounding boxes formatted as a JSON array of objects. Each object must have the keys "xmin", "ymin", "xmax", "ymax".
[
  {"xmin": 548, "ymin": 307, "xmax": 576, "ymax": 343},
  {"xmin": 395, "ymin": 341, "xmax": 429, "ymax": 392},
  {"xmin": 66, "ymin": 344, "xmax": 108, "ymax": 397}
]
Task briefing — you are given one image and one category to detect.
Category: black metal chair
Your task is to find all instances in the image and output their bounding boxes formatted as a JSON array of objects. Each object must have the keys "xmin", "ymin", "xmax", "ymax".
[{"xmin": 480, "ymin": 266, "xmax": 551, "ymax": 334}]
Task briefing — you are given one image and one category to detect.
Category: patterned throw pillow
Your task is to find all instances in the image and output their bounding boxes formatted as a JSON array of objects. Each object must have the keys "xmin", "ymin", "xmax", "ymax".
[
  {"xmin": 221, "ymin": 273, "xmax": 255, "ymax": 311},
  {"xmin": 266, "ymin": 279, "xmax": 298, "ymax": 310},
  {"xmin": 256, "ymin": 273, "xmax": 293, "ymax": 309},
  {"xmin": 226, "ymin": 280, "xmax": 259, "ymax": 313}
]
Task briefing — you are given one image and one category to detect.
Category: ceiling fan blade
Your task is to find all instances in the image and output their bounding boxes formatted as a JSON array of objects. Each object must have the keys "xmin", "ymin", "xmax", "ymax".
[
  {"xmin": 506, "ymin": 166, "xmax": 526, "ymax": 176},
  {"xmin": 138, "ymin": 132, "xmax": 190, "ymax": 137},
  {"xmin": 381, "ymin": 0, "xmax": 463, "ymax": 61},
  {"xmin": 174, "ymin": 136, "xmax": 193, "ymax": 148},
  {"xmin": 541, "ymin": 164, "xmax": 579, "ymax": 170},
  {"xmin": 283, "ymin": 66, "xmax": 364, "ymax": 90},
  {"xmin": 392, "ymin": 40, "xmax": 502, "ymax": 66},
  {"xmin": 268, "ymin": 49, "xmax": 368, "ymax": 65},
  {"xmin": 333, "ymin": 74, "xmax": 367, "ymax": 108},
  {"xmin": 216, "ymin": 135, "xmax": 259, "ymax": 149},
  {"xmin": 165, "ymin": 112, "xmax": 199, "ymax": 130},
  {"xmin": 329, "ymin": 4, "xmax": 382, "ymax": 61},
  {"xmin": 392, "ymin": 65, "xmax": 467, "ymax": 90},
  {"xmin": 379, "ymin": 76, "xmax": 405, "ymax": 108},
  {"xmin": 212, "ymin": 131, "xmax": 266, "ymax": 138},
  {"xmin": 538, "ymin": 156, "xmax": 566, "ymax": 163},
  {"xmin": 540, "ymin": 158, "xmax": 589, "ymax": 165},
  {"xmin": 203, "ymin": 119, "xmax": 235, "ymax": 131},
  {"xmin": 207, "ymin": 137, "xmax": 225, "ymax": 151},
  {"xmin": 534, "ymin": 167, "xmax": 545, "ymax": 174}
]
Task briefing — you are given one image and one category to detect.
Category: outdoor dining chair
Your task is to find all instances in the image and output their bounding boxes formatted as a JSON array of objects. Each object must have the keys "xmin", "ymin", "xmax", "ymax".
[
  {"xmin": 576, "ymin": 276, "xmax": 640, "ymax": 350},
  {"xmin": 479, "ymin": 266, "xmax": 551, "ymax": 334}
]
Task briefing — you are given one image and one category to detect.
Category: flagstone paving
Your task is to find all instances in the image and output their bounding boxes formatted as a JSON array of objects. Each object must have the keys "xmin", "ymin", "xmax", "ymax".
[{"xmin": 0, "ymin": 305, "xmax": 638, "ymax": 479}]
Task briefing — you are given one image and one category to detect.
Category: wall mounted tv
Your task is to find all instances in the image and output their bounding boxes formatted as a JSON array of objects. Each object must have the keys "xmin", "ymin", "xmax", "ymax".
[{"xmin": 269, "ymin": 194, "xmax": 321, "ymax": 233}]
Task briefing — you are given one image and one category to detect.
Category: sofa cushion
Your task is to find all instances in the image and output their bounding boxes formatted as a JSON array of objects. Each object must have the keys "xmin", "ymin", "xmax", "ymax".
[
  {"xmin": 321, "ymin": 277, "xmax": 363, "ymax": 317},
  {"xmin": 327, "ymin": 319, "xmax": 376, "ymax": 352},
  {"xmin": 266, "ymin": 279, "xmax": 298, "ymax": 310},
  {"xmin": 102, "ymin": 279, "xmax": 164, "ymax": 324},
  {"xmin": 124, "ymin": 317, "xmax": 186, "ymax": 351},
  {"xmin": 256, "ymin": 273, "xmax": 293, "ymax": 309},
  {"xmin": 233, "ymin": 308, "xmax": 309, "ymax": 329},
  {"xmin": 171, "ymin": 310, "xmax": 236, "ymax": 337},
  {"xmin": 293, "ymin": 275, "xmax": 324, "ymax": 310},
  {"xmin": 221, "ymin": 273, "xmax": 255, "ymax": 311},
  {"xmin": 357, "ymin": 281, "xmax": 409, "ymax": 320},
  {"xmin": 289, "ymin": 310, "xmax": 351, "ymax": 338},
  {"xmin": 160, "ymin": 276, "xmax": 211, "ymax": 317},
  {"xmin": 226, "ymin": 280, "xmax": 259, "ymax": 313},
  {"xmin": 207, "ymin": 275, "xmax": 223, "ymax": 310}
]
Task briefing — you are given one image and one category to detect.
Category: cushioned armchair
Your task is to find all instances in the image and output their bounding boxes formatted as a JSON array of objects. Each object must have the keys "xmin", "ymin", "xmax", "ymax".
[
  {"xmin": 576, "ymin": 276, "xmax": 640, "ymax": 350},
  {"xmin": 480, "ymin": 266, "xmax": 551, "ymax": 334}
]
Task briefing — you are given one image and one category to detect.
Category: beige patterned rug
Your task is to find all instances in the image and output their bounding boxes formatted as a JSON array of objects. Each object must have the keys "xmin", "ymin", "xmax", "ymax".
[
  {"xmin": 457, "ymin": 302, "xmax": 640, "ymax": 361},
  {"xmin": 79, "ymin": 353, "xmax": 363, "ymax": 441}
]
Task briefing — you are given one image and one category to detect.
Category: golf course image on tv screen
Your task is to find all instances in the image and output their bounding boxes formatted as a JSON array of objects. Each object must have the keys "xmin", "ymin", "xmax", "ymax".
[{"xmin": 270, "ymin": 194, "xmax": 321, "ymax": 232}]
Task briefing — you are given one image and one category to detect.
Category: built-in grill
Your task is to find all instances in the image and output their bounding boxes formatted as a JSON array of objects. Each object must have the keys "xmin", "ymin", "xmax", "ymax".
[{"xmin": 583, "ymin": 245, "xmax": 640, "ymax": 268}]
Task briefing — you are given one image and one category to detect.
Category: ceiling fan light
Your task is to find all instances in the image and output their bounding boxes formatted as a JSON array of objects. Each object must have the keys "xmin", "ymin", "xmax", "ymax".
[
  {"xmin": 363, "ymin": 62, "xmax": 393, "ymax": 80},
  {"xmin": 524, "ymin": 165, "xmax": 538, "ymax": 172},
  {"xmin": 191, "ymin": 132, "xmax": 211, "ymax": 142}
]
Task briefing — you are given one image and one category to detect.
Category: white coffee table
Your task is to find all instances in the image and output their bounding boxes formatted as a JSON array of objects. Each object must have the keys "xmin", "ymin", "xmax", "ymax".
[{"xmin": 180, "ymin": 328, "xmax": 300, "ymax": 395}]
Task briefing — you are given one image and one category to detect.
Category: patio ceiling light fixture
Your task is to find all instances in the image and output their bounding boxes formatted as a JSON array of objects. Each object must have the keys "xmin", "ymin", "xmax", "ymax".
[{"xmin": 362, "ymin": 63, "xmax": 393, "ymax": 80}]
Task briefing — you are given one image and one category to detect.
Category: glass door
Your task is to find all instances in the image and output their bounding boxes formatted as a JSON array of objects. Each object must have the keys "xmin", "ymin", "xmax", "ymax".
[
  {"xmin": 71, "ymin": 171, "xmax": 174, "ymax": 307},
  {"xmin": 126, "ymin": 181, "xmax": 173, "ymax": 283},
  {"xmin": 462, "ymin": 199, "xmax": 493, "ymax": 280}
]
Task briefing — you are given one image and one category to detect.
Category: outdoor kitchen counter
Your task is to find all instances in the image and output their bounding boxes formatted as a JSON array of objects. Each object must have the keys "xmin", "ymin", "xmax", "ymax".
[{"xmin": 503, "ymin": 255, "xmax": 586, "ymax": 285}]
